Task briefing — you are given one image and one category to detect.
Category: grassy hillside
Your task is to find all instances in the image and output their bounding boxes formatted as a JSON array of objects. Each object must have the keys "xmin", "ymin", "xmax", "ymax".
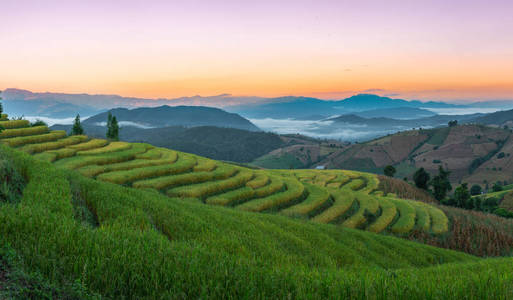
[
  {"xmin": 4, "ymin": 117, "xmax": 513, "ymax": 297},
  {"xmin": 6, "ymin": 132, "xmax": 513, "ymax": 298},
  {"xmin": 1, "ymin": 119, "xmax": 450, "ymax": 237}
]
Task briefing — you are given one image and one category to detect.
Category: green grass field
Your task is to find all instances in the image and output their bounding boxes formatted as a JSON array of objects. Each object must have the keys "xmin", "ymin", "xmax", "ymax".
[{"xmin": 3, "ymin": 116, "xmax": 513, "ymax": 298}]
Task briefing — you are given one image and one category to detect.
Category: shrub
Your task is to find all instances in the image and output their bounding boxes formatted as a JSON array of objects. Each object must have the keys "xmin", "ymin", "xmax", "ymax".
[
  {"xmin": 470, "ymin": 184, "xmax": 482, "ymax": 196},
  {"xmin": 413, "ymin": 168, "xmax": 430, "ymax": 190},
  {"xmin": 30, "ymin": 119, "xmax": 48, "ymax": 127}
]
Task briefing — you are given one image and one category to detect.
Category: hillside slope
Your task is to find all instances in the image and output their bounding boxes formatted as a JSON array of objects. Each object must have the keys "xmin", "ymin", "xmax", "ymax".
[
  {"xmin": 84, "ymin": 105, "xmax": 260, "ymax": 131},
  {"xmin": 4, "ymin": 133, "xmax": 511, "ymax": 299},
  {"xmin": 259, "ymin": 124, "xmax": 513, "ymax": 185},
  {"xmin": 4, "ymin": 116, "xmax": 513, "ymax": 297}
]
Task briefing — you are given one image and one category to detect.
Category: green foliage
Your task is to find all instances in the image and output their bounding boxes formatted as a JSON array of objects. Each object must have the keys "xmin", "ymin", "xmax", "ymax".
[
  {"xmin": 106, "ymin": 112, "xmax": 119, "ymax": 141},
  {"xmin": 453, "ymin": 183, "xmax": 471, "ymax": 208},
  {"xmin": 71, "ymin": 114, "xmax": 84, "ymax": 135},
  {"xmin": 0, "ymin": 154, "xmax": 25, "ymax": 204},
  {"xmin": 494, "ymin": 207, "xmax": 513, "ymax": 218},
  {"xmin": 384, "ymin": 165, "xmax": 396, "ymax": 177},
  {"xmin": 30, "ymin": 119, "xmax": 48, "ymax": 127},
  {"xmin": 413, "ymin": 167, "xmax": 430, "ymax": 190},
  {"xmin": 493, "ymin": 181, "xmax": 504, "ymax": 192},
  {"xmin": 431, "ymin": 166, "xmax": 452, "ymax": 201},
  {"xmin": 448, "ymin": 120, "xmax": 458, "ymax": 127},
  {"xmin": 470, "ymin": 184, "xmax": 482, "ymax": 196},
  {"xmin": 0, "ymin": 243, "xmax": 100, "ymax": 299}
]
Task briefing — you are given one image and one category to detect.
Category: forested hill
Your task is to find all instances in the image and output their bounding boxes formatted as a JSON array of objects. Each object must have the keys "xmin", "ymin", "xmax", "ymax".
[{"xmin": 83, "ymin": 105, "xmax": 261, "ymax": 132}]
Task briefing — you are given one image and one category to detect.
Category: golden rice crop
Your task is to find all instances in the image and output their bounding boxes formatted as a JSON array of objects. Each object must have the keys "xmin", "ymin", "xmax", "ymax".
[
  {"xmin": 133, "ymin": 164, "xmax": 236, "ymax": 190},
  {"xmin": 54, "ymin": 143, "xmax": 150, "ymax": 170},
  {"xmin": 367, "ymin": 198, "xmax": 397, "ymax": 233},
  {"xmin": 388, "ymin": 198, "xmax": 416, "ymax": 234},
  {"xmin": 246, "ymin": 174, "xmax": 269, "ymax": 189},
  {"xmin": 193, "ymin": 159, "xmax": 217, "ymax": 172},
  {"xmin": 342, "ymin": 193, "xmax": 380, "ymax": 229},
  {"xmin": 0, "ymin": 125, "xmax": 49, "ymax": 139},
  {"xmin": 167, "ymin": 170, "xmax": 253, "ymax": 199},
  {"xmin": 97, "ymin": 156, "xmax": 197, "ymax": 185},
  {"xmin": 78, "ymin": 152, "xmax": 179, "ymax": 178},
  {"xmin": 410, "ymin": 202, "xmax": 431, "ymax": 231},
  {"xmin": 253, "ymin": 177, "xmax": 284, "ymax": 198},
  {"xmin": 281, "ymin": 183, "xmax": 330, "ymax": 217},
  {"xmin": 20, "ymin": 135, "xmax": 88, "ymax": 154},
  {"xmin": 0, "ymin": 120, "xmax": 30, "ymax": 129},
  {"xmin": 427, "ymin": 205, "xmax": 449, "ymax": 234},
  {"xmin": 206, "ymin": 187, "xmax": 255, "ymax": 206},
  {"xmin": 236, "ymin": 177, "xmax": 305, "ymax": 212},
  {"xmin": 1, "ymin": 130, "xmax": 67, "ymax": 147},
  {"xmin": 77, "ymin": 141, "xmax": 133, "ymax": 155},
  {"xmin": 68, "ymin": 139, "xmax": 109, "ymax": 151},
  {"xmin": 311, "ymin": 191, "xmax": 354, "ymax": 224}
]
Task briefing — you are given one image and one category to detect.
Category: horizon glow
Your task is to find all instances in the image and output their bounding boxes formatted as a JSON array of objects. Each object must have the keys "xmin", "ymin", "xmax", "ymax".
[{"xmin": 1, "ymin": 0, "xmax": 513, "ymax": 102}]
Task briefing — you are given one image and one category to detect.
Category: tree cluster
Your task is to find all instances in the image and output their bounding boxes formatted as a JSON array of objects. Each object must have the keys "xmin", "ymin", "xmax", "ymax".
[{"xmin": 412, "ymin": 166, "xmax": 452, "ymax": 201}]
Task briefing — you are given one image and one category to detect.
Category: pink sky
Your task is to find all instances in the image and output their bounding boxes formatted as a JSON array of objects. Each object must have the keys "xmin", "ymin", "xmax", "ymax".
[{"xmin": 1, "ymin": 0, "xmax": 512, "ymax": 101}]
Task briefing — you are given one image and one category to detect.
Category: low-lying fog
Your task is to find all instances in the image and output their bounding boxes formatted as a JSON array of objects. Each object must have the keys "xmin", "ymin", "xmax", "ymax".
[{"xmin": 248, "ymin": 118, "xmax": 415, "ymax": 142}]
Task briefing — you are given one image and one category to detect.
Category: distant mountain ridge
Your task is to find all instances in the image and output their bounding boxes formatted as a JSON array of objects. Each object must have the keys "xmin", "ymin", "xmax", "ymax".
[
  {"xmin": 83, "ymin": 106, "xmax": 261, "ymax": 132},
  {"xmin": 0, "ymin": 88, "xmax": 483, "ymax": 120},
  {"xmin": 229, "ymin": 94, "xmax": 465, "ymax": 119}
]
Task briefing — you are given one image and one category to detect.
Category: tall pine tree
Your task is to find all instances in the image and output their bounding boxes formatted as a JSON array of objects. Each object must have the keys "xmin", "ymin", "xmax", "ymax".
[
  {"xmin": 106, "ymin": 112, "xmax": 113, "ymax": 139},
  {"xmin": 106, "ymin": 112, "xmax": 119, "ymax": 141},
  {"xmin": 71, "ymin": 114, "xmax": 84, "ymax": 135},
  {"xmin": 110, "ymin": 116, "xmax": 119, "ymax": 141}
]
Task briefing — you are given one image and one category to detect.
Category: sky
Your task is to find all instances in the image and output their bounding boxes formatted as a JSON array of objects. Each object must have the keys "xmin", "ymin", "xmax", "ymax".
[{"xmin": 1, "ymin": 0, "xmax": 513, "ymax": 101}]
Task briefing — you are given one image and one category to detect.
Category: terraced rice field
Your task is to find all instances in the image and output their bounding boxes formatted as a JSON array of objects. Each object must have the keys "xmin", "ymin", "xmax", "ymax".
[{"xmin": 0, "ymin": 119, "xmax": 448, "ymax": 235}]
